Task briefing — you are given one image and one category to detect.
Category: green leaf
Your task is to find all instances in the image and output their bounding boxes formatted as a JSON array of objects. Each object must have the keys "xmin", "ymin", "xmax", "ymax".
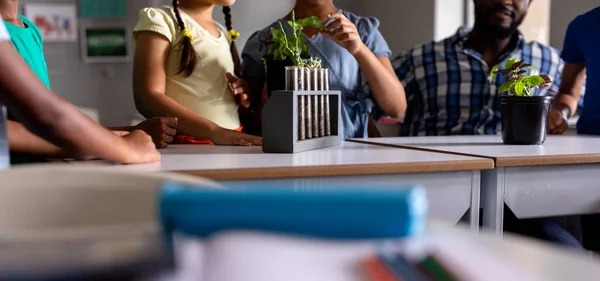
[
  {"xmin": 270, "ymin": 27, "xmax": 284, "ymax": 41},
  {"xmin": 498, "ymin": 80, "xmax": 514, "ymax": 93},
  {"xmin": 527, "ymin": 75, "xmax": 547, "ymax": 87},
  {"xmin": 297, "ymin": 16, "xmax": 325, "ymax": 29},
  {"xmin": 504, "ymin": 58, "xmax": 519, "ymax": 69},
  {"xmin": 489, "ymin": 64, "xmax": 499, "ymax": 83},
  {"xmin": 514, "ymin": 81, "xmax": 525, "ymax": 96}
]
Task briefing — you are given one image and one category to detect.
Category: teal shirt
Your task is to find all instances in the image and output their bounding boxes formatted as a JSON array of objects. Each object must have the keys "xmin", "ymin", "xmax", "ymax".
[
  {"xmin": 3, "ymin": 15, "xmax": 50, "ymax": 165},
  {"xmin": 3, "ymin": 15, "xmax": 51, "ymax": 88}
]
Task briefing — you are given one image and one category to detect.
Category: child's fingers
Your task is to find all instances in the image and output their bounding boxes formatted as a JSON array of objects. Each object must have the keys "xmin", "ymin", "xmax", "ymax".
[
  {"xmin": 235, "ymin": 138, "xmax": 253, "ymax": 146},
  {"xmin": 161, "ymin": 117, "xmax": 178, "ymax": 128},
  {"xmin": 248, "ymin": 136, "xmax": 262, "ymax": 145},
  {"xmin": 231, "ymin": 86, "xmax": 245, "ymax": 95},
  {"xmin": 230, "ymin": 79, "xmax": 244, "ymax": 89},
  {"xmin": 225, "ymin": 72, "xmax": 237, "ymax": 83},
  {"xmin": 163, "ymin": 134, "xmax": 174, "ymax": 144},
  {"xmin": 163, "ymin": 124, "xmax": 177, "ymax": 136},
  {"xmin": 240, "ymin": 94, "xmax": 251, "ymax": 108}
]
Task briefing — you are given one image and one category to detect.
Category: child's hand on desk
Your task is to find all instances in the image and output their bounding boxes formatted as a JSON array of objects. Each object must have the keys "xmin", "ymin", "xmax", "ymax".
[
  {"xmin": 133, "ymin": 117, "xmax": 178, "ymax": 148},
  {"xmin": 211, "ymin": 128, "xmax": 262, "ymax": 146},
  {"xmin": 226, "ymin": 72, "xmax": 251, "ymax": 108},
  {"xmin": 121, "ymin": 130, "xmax": 161, "ymax": 164},
  {"xmin": 321, "ymin": 12, "xmax": 365, "ymax": 56}
]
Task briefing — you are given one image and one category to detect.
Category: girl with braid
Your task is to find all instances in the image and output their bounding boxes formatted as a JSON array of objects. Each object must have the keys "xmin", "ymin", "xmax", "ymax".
[{"xmin": 132, "ymin": 0, "xmax": 261, "ymax": 146}]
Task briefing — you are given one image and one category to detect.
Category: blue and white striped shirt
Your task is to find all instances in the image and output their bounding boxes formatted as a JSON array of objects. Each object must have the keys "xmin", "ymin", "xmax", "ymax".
[{"xmin": 393, "ymin": 27, "xmax": 584, "ymax": 136}]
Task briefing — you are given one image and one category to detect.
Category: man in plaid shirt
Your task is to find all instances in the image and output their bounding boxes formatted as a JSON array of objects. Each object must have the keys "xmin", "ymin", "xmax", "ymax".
[
  {"xmin": 393, "ymin": 1, "xmax": 585, "ymax": 136},
  {"xmin": 392, "ymin": 0, "xmax": 585, "ymax": 249}
]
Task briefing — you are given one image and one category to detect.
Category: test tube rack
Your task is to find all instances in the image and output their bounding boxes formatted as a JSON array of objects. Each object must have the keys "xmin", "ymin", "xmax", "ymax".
[{"xmin": 262, "ymin": 66, "xmax": 342, "ymax": 153}]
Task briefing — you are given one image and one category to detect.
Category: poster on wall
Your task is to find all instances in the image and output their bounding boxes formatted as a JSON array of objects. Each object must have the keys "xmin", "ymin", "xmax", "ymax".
[
  {"xmin": 80, "ymin": 23, "xmax": 132, "ymax": 63},
  {"xmin": 24, "ymin": 3, "xmax": 77, "ymax": 42}
]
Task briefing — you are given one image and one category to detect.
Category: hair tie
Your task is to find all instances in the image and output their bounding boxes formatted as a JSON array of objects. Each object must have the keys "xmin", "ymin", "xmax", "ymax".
[
  {"xmin": 228, "ymin": 29, "xmax": 240, "ymax": 41},
  {"xmin": 181, "ymin": 29, "xmax": 194, "ymax": 41}
]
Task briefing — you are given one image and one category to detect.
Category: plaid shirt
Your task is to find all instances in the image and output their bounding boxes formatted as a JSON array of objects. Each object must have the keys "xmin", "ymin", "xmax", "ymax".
[{"xmin": 393, "ymin": 27, "xmax": 584, "ymax": 136}]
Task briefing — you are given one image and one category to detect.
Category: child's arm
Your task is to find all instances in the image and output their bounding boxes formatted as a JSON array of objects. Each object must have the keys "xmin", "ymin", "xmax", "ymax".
[
  {"xmin": 7, "ymin": 120, "xmax": 75, "ymax": 159},
  {"xmin": 0, "ymin": 41, "xmax": 160, "ymax": 164},
  {"xmin": 107, "ymin": 117, "xmax": 178, "ymax": 148},
  {"xmin": 323, "ymin": 13, "xmax": 406, "ymax": 119},
  {"xmin": 133, "ymin": 32, "xmax": 261, "ymax": 146}
]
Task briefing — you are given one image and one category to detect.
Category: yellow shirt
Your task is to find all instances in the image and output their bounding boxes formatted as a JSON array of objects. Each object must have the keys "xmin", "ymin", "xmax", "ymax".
[{"xmin": 133, "ymin": 6, "xmax": 240, "ymax": 130}]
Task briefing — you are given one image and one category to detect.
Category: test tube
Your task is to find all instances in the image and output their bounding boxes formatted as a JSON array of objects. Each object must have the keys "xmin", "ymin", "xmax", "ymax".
[
  {"xmin": 304, "ymin": 67, "xmax": 311, "ymax": 91},
  {"xmin": 322, "ymin": 68, "xmax": 329, "ymax": 91},
  {"xmin": 311, "ymin": 68, "xmax": 319, "ymax": 91},
  {"xmin": 297, "ymin": 67, "xmax": 305, "ymax": 91},
  {"xmin": 305, "ymin": 93, "xmax": 312, "ymax": 139},
  {"xmin": 285, "ymin": 66, "xmax": 298, "ymax": 91},
  {"xmin": 298, "ymin": 95, "xmax": 305, "ymax": 140},
  {"xmin": 312, "ymin": 95, "xmax": 319, "ymax": 137},
  {"xmin": 321, "ymin": 68, "xmax": 331, "ymax": 135},
  {"xmin": 318, "ymin": 95, "xmax": 325, "ymax": 137}
]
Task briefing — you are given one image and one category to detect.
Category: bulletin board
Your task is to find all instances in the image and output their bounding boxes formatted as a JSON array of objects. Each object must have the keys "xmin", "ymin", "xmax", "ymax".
[{"xmin": 80, "ymin": 0, "xmax": 128, "ymax": 18}]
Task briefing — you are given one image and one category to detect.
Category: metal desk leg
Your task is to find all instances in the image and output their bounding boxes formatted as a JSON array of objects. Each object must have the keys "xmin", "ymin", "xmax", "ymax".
[
  {"xmin": 470, "ymin": 170, "xmax": 481, "ymax": 233},
  {"xmin": 481, "ymin": 168, "xmax": 505, "ymax": 237}
]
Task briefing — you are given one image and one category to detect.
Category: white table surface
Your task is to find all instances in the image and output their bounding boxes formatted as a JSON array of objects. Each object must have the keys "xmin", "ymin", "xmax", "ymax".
[
  {"xmin": 353, "ymin": 135, "xmax": 600, "ymax": 236},
  {"xmin": 147, "ymin": 222, "xmax": 600, "ymax": 281},
  {"xmin": 71, "ymin": 142, "xmax": 492, "ymax": 229},
  {"xmin": 75, "ymin": 141, "xmax": 493, "ymax": 179},
  {"xmin": 353, "ymin": 135, "xmax": 600, "ymax": 167}
]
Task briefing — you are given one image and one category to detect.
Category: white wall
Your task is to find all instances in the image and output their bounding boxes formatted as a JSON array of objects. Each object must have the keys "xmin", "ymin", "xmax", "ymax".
[
  {"xmin": 213, "ymin": 1, "xmax": 295, "ymax": 53},
  {"xmin": 434, "ymin": 0, "xmax": 464, "ymax": 41},
  {"xmin": 19, "ymin": 0, "xmax": 151, "ymax": 126},
  {"xmin": 549, "ymin": 0, "xmax": 598, "ymax": 49}
]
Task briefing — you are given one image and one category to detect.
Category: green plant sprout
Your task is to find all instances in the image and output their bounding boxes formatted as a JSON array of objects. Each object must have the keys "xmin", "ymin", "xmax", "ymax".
[
  {"xmin": 268, "ymin": 10, "xmax": 325, "ymax": 67},
  {"xmin": 489, "ymin": 58, "xmax": 553, "ymax": 96}
]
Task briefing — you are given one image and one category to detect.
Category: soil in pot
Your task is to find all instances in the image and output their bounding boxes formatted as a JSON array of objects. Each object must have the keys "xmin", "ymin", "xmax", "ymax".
[{"xmin": 500, "ymin": 95, "xmax": 554, "ymax": 145}]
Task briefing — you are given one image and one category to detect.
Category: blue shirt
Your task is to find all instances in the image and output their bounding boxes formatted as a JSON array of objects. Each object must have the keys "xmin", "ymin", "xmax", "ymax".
[
  {"xmin": 393, "ymin": 27, "xmax": 581, "ymax": 136},
  {"xmin": 562, "ymin": 6, "xmax": 600, "ymax": 135},
  {"xmin": 241, "ymin": 10, "xmax": 391, "ymax": 139}
]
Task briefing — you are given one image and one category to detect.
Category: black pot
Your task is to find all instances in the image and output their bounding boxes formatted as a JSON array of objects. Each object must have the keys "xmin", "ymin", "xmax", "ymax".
[
  {"xmin": 264, "ymin": 57, "xmax": 294, "ymax": 98},
  {"xmin": 500, "ymin": 95, "xmax": 554, "ymax": 145}
]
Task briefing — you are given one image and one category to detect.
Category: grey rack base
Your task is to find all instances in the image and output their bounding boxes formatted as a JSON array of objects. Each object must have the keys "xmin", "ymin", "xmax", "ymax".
[{"xmin": 262, "ymin": 90, "xmax": 342, "ymax": 153}]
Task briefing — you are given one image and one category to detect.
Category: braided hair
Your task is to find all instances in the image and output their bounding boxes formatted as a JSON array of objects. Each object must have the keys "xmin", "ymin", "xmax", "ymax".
[
  {"xmin": 223, "ymin": 6, "xmax": 241, "ymax": 77},
  {"xmin": 172, "ymin": 0, "xmax": 197, "ymax": 77}
]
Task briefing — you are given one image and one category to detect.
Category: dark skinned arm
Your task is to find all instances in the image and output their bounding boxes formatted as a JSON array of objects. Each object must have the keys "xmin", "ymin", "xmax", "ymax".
[
  {"xmin": 0, "ymin": 41, "xmax": 159, "ymax": 163},
  {"xmin": 548, "ymin": 62, "xmax": 586, "ymax": 134}
]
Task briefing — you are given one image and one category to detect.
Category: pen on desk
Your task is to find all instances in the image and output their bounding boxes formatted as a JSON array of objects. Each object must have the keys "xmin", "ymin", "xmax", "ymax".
[
  {"xmin": 361, "ymin": 255, "xmax": 402, "ymax": 281},
  {"xmin": 415, "ymin": 253, "xmax": 461, "ymax": 281},
  {"xmin": 382, "ymin": 253, "xmax": 429, "ymax": 281}
]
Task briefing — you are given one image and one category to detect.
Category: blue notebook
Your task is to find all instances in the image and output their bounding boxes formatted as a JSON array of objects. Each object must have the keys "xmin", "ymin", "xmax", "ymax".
[{"xmin": 159, "ymin": 184, "xmax": 428, "ymax": 243}]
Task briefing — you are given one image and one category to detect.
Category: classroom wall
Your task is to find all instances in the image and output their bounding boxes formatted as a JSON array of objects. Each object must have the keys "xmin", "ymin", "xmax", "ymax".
[
  {"xmin": 18, "ymin": 0, "xmax": 150, "ymax": 127},
  {"xmin": 549, "ymin": 0, "xmax": 598, "ymax": 49}
]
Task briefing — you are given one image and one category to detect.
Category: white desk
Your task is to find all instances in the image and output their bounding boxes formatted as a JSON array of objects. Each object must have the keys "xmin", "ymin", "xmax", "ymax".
[
  {"xmin": 73, "ymin": 142, "xmax": 493, "ymax": 229},
  {"xmin": 353, "ymin": 135, "xmax": 600, "ymax": 236},
  {"xmin": 149, "ymin": 223, "xmax": 600, "ymax": 281}
]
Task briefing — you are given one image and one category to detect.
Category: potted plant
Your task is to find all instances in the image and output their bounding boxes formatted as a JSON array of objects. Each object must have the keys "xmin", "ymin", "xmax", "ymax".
[
  {"xmin": 489, "ymin": 58, "xmax": 555, "ymax": 145},
  {"xmin": 262, "ymin": 11, "xmax": 324, "ymax": 97}
]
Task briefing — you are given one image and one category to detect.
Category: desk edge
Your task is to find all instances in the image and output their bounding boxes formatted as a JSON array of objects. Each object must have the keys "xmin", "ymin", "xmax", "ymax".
[{"xmin": 167, "ymin": 160, "xmax": 494, "ymax": 181}]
